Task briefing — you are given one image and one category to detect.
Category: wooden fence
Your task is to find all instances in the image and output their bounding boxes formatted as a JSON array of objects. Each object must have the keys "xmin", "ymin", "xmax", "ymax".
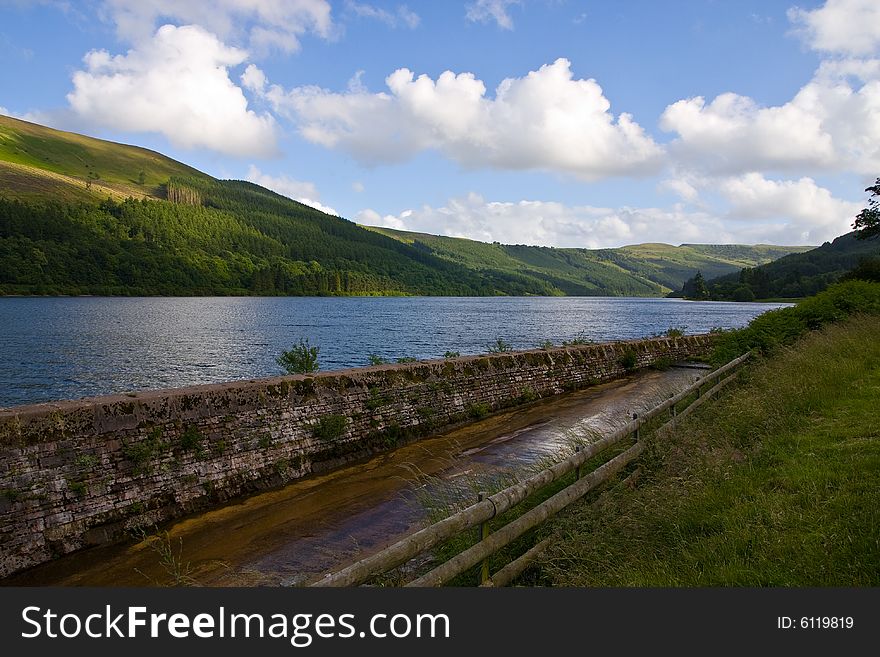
[{"xmin": 309, "ymin": 352, "xmax": 751, "ymax": 588}]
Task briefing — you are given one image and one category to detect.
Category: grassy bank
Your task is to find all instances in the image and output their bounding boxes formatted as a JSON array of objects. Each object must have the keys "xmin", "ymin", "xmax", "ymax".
[
  {"xmin": 537, "ymin": 314, "xmax": 880, "ymax": 585},
  {"xmin": 711, "ymin": 279, "xmax": 880, "ymax": 364}
]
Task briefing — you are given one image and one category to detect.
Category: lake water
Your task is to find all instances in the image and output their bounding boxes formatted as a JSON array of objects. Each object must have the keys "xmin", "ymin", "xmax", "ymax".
[{"xmin": 0, "ymin": 296, "xmax": 789, "ymax": 408}]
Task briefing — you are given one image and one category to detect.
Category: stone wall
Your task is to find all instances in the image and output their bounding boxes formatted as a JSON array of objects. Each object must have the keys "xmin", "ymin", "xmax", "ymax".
[{"xmin": 0, "ymin": 334, "xmax": 714, "ymax": 578}]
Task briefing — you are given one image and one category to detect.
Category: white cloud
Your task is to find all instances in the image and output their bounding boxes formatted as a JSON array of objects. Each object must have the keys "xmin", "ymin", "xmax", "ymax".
[
  {"xmin": 659, "ymin": 178, "xmax": 700, "ymax": 204},
  {"xmin": 254, "ymin": 58, "xmax": 663, "ymax": 179},
  {"xmin": 346, "ymin": 2, "xmax": 420, "ymax": 29},
  {"xmin": 717, "ymin": 172, "xmax": 861, "ymax": 243},
  {"xmin": 788, "ymin": 0, "xmax": 880, "ymax": 56},
  {"xmin": 240, "ymin": 63, "xmax": 268, "ymax": 94},
  {"xmin": 246, "ymin": 165, "xmax": 338, "ymax": 215},
  {"xmin": 352, "ymin": 181, "xmax": 365, "ymax": 192},
  {"xmin": 66, "ymin": 25, "xmax": 277, "ymax": 157},
  {"xmin": 355, "ymin": 193, "xmax": 728, "ymax": 249},
  {"xmin": 101, "ymin": 0, "xmax": 334, "ymax": 54},
  {"xmin": 465, "ymin": 0, "xmax": 521, "ymax": 30},
  {"xmin": 660, "ymin": 59, "xmax": 880, "ymax": 175},
  {"xmin": 356, "ymin": 175, "xmax": 861, "ymax": 248}
]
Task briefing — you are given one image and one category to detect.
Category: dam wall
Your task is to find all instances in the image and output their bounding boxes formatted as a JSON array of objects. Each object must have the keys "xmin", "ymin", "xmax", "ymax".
[{"xmin": 0, "ymin": 334, "xmax": 714, "ymax": 578}]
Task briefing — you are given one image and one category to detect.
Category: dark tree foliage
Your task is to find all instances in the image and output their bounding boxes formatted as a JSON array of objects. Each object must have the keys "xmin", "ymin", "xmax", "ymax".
[
  {"xmin": 853, "ymin": 178, "xmax": 880, "ymax": 240},
  {"xmin": 0, "ymin": 176, "xmax": 541, "ymax": 296},
  {"xmin": 680, "ymin": 270, "xmax": 709, "ymax": 299},
  {"xmin": 0, "ymin": 174, "xmax": 680, "ymax": 297},
  {"xmin": 841, "ymin": 257, "xmax": 880, "ymax": 284},
  {"xmin": 678, "ymin": 233, "xmax": 880, "ymax": 301}
]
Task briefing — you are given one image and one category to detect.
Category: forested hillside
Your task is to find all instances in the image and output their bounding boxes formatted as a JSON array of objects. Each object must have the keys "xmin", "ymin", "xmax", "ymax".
[
  {"xmin": 676, "ymin": 232, "xmax": 880, "ymax": 301},
  {"xmin": 0, "ymin": 180, "xmax": 518, "ymax": 296},
  {"xmin": 1, "ymin": 113, "xmax": 809, "ymax": 297}
]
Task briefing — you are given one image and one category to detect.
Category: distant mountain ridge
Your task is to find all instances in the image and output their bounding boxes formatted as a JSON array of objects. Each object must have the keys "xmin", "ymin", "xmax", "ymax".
[
  {"xmin": 679, "ymin": 232, "xmax": 880, "ymax": 301},
  {"xmin": 0, "ymin": 113, "xmax": 811, "ymax": 297},
  {"xmin": 364, "ymin": 226, "xmax": 811, "ymax": 296}
]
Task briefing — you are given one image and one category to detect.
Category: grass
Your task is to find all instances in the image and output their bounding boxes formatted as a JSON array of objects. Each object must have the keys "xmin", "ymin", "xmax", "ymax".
[
  {"xmin": 0, "ymin": 114, "xmax": 206, "ymax": 202},
  {"xmin": 537, "ymin": 315, "xmax": 880, "ymax": 586},
  {"xmin": 711, "ymin": 280, "xmax": 880, "ymax": 364},
  {"xmin": 133, "ymin": 527, "xmax": 198, "ymax": 587}
]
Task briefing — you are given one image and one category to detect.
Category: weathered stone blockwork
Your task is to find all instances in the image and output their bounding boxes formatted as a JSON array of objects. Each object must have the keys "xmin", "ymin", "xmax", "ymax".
[{"xmin": 0, "ymin": 334, "xmax": 713, "ymax": 578}]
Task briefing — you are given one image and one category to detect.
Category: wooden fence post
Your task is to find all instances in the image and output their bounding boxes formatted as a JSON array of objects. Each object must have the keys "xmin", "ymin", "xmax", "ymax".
[
  {"xmin": 632, "ymin": 413, "xmax": 640, "ymax": 442},
  {"xmin": 575, "ymin": 445, "xmax": 583, "ymax": 480},
  {"xmin": 478, "ymin": 491, "xmax": 490, "ymax": 585}
]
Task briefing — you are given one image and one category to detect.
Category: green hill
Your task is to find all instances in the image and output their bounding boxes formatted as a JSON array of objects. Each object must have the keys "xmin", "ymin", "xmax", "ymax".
[
  {"xmin": 365, "ymin": 226, "xmax": 810, "ymax": 296},
  {"xmin": 614, "ymin": 242, "xmax": 811, "ymax": 290},
  {"xmin": 0, "ymin": 113, "xmax": 810, "ymax": 297},
  {"xmin": 681, "ymin": 232, "xmax": 880, "ymax": 301},
  {"xmin": 0, "ymin": 114, "xmax": 206, "ymax": 203}
]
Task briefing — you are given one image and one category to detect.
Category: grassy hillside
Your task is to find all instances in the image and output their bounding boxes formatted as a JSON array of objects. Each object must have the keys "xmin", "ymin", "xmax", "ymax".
[
  {"xmin": 0, "ymin": 115, "xmax": 206, "ymax": 202},
  {"xmin": 685, "ymin": 232, "xmax": 880, "ymax": 301},
  {"xmin": 0, "ymin": 113, "xmax": 811, "ymax": 297},
  {"xmin": 366, "ymin": 226, "xmax": 811, "ymax": 295},
  {"xmin": 612, "ymin": 242, "xmax": 809, "ymax": 290}
]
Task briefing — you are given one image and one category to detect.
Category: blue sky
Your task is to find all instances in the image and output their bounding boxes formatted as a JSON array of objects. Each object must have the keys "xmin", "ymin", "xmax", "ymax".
[{"xmin": 1, "ymin": 0, "xmax": 879, "ymax": 247}]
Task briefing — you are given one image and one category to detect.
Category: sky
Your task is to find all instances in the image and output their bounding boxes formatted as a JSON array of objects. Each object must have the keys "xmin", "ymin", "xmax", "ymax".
[{"xmin": 1, "ymin": 0, "xmax": 878, "ymax": 248}]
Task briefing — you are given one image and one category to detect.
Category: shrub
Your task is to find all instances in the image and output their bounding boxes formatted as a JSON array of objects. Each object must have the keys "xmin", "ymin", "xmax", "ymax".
[
  {"xmin": 519, "ymin": 387, "xmax": 539, "ymax": 403},
  {"xmin": 180, "ymin": 425, "xmax": 203, "ymax": 452},
  {"xmin": 67, "ymin": 478, "xmax": 87, "ymax": 497},
  {"xmin": 313, "ymin": 414, "xmax": 347, "ymax": 441},
  {"xmin": 380, "ymin": 423, "xmax": 403, "ymax": 448},
  {"xmin": 444, "ymin": 351, "xmax": 461, "ymax": 359},
  {"xmin": 395, "ymin": 356, "xmax": 417, "ymax": 363},
  {"xmin": 562, "ymin": 334, "xmax": 592, "ymax": 346},
  {"xmin": 487, "ymin": 338, "xmax": 513, "ymax": 353},
  {"xmin": 368, "ymin": 354, "xmax": 389, "ymax": 366},
  {"xmin": 538, "ymin": 340, "xmax": 554, "ymax": 350},
  {"xmin": 711, "ymin": 280, "xmax": 880, "ymax": 364},
  {"xmin": 732, "ymin": 286, "xmax": 756, "ymax": 302},
  {"xmin": 74, "ymin": 453, "xmax": 100, "ymax": 469},
  {"xmin": 468, "ymin": 402, "xmax": 490, "ymax": 419},
  {"xmin": 619, "ymin": 348, "xmax": 639, "ymax": 371},
  {"xmin": 276, "ymin": 339, "xmax": 320, "ymax": 375},
  {"xmin": 123, "ymin": 433, "xmax": 163, "ymax": 475},
  {"xmin": 664, "ymin": 327, "xmax": 686, "ymax": 338},
  {"xmin": 1, "ymin": 488, "xmax": 23, "ymax": 503},
  {"xmin": 365, "ymin": 386, "xmax": 389, "ymax": 410}
]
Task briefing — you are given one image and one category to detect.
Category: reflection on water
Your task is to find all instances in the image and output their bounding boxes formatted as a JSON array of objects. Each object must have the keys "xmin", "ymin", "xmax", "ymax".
[
  {"xmin": 4, "ymin": 367, "xmax": 699, "ymax": 587},
  {"xmin": 0, "ymin": 296, "xmax": 786, "ymax": 407}
]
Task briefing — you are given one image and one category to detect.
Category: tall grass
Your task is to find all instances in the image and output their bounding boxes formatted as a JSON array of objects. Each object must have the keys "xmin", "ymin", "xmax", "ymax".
[
  {"xmin": 711, "ymin": 280, "xmax": 880, "ymax": 364},
  {"xmin": 539, "ymin": 315, "xmax": 880, "ymax": 586}
]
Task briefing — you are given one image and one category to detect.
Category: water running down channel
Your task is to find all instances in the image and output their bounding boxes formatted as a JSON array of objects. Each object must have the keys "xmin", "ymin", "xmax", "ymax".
[{"xmin": 6, "ymin": 366, "xmax": 705, "ymax": 587}]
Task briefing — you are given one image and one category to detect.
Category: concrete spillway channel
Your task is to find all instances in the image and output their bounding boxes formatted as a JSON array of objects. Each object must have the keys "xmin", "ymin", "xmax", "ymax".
[{"xmin": 6, "ymin": 366, "xmax": 705, "ymax": 587}]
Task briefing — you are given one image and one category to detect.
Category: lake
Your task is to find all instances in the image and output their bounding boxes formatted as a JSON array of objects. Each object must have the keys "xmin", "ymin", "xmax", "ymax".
[{"xmin": 0, "ymin": 296, "xmax": 789, "ymax": 408}]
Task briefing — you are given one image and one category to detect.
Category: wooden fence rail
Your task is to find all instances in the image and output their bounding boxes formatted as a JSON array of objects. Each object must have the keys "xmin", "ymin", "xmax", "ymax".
[{"xmin": 309, "ymin": 351, "xmax": 751, "ymax": 588}]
